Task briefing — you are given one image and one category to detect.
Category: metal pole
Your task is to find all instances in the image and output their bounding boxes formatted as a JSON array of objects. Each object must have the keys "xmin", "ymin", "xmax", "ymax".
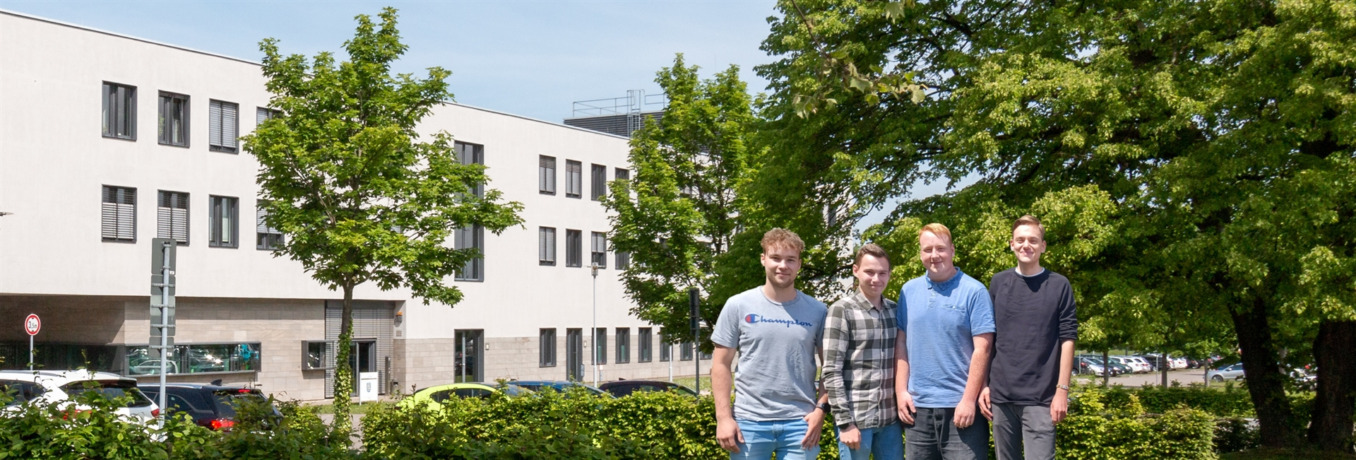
[
  {"xmin": 28, "ymin": 334, "xmax": 33, "ymax": 370},
  {"xmin": 591, "ymin": 264, "xmax": 598, "ymax": 387},
  {"xmin": 158, "ymin": 241, "xmax": 170, "ymax": 421}
]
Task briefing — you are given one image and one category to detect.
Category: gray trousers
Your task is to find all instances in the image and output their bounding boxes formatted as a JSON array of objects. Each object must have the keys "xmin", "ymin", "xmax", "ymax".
[
  {"xmin": 903, "ymin": 406, "xmax": 989, "ymax": 460},
  {"xmin": 992, "ymin": 403, "xmax": 1055, "ymax": 460}
]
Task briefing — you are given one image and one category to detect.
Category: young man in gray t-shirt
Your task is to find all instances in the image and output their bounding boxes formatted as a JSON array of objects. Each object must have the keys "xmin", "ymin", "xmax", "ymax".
[{"xmin": 712, "ymin": 228, "xmax": 829, "ymax": 460}]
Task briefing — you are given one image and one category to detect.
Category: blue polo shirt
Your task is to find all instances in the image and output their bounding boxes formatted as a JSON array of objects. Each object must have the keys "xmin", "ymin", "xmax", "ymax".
[{"xmin": 897, "ymin": 267, "xmax": 996, "ymax": 408}]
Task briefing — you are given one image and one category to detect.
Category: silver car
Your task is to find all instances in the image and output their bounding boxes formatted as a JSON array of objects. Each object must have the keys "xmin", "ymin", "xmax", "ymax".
[{"xmin": 1207, "ymin": 363, "xmax": 1246, "ymax": 382}]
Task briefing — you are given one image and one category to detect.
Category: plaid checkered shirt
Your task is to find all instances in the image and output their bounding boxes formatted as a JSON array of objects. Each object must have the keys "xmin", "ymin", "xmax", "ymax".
[{"xmin": 822, "ymin": 290, "xmax": 898, "ymax": 429}]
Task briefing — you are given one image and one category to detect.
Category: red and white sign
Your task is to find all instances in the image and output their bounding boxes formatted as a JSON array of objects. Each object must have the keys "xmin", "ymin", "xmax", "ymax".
[{"xmin": 24, "ymin": 314, "xmax": 40, "ymax": 336}]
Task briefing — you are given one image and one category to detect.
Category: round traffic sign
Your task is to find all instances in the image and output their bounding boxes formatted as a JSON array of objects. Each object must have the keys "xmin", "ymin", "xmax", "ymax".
[{"xmin": 24, "ymin": 314, "xmax": 40, "ymax": 336}]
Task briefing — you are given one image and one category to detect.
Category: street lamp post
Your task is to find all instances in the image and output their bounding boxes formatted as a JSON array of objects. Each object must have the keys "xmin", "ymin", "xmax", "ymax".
[{"xmin": 591, "ymin": 263, "xmax": 599, "ymax": 387}]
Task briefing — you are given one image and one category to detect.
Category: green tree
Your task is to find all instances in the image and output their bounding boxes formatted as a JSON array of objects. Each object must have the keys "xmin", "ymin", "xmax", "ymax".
[
  {"xmin": 604, "ymin": 54, "xmax": 759, "ymax": 347},
  {"xmin": 760, "ymin": 0, "xmax": 1355, "ymax": 450},
  {"xmin": 242, "ymin": 8, "xmax": 522, "ymax": 444}
]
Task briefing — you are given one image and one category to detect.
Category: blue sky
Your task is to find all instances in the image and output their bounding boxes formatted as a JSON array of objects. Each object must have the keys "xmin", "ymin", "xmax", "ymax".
[{"xmin": 0, "ymin": 0, "xmax": 778, "ymax": 122}]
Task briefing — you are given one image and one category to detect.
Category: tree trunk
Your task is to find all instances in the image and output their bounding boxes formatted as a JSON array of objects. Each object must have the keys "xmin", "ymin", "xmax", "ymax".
[
  {"xmin": 1308, "ymin": 320, "xmax": 1356, "ymax": 453},
  {"xmin": 1231, "ymin": 296, "xmax": 1298, "ymax": 448},
  {"xmin": 1102, "ymin": 350, "xmax": 1110, "ymax": 387},
  {"xmin": 330, "ymin": 283, "xmax": 355, "ymax": 447}
]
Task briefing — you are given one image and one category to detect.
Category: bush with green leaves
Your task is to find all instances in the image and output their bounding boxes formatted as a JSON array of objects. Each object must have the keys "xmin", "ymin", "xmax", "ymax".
[{"xmin": 1061, "ymin": 385, "xmax": 1219, "ymax": 459}]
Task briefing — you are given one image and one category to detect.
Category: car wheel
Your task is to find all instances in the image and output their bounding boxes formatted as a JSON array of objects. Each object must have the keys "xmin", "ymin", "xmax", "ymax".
[{"xmin": 1211, "ymin": 375, "xmax": 1224, "ymax": 382}]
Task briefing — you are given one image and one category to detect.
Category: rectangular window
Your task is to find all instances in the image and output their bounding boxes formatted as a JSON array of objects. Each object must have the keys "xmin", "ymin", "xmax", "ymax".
[
  {"xmin": 638, "ymin": 328, "xmax": 652, "ymax": 363},
  {"xmin": 565, "ymin": 160, "xmax": 582, "ymax": 198},
  {"xmin": 591, "ymin": 164, "xmax": 607, "ymax": 200},
  {"xmin": 208, "ymin": 195, "xmax": 239, "ymax": 248},
  {"xmin": 457, "ymin": 141, "xmax": 485, "ymax": 197},
  {"xmin": 616, "ymin": 327, "xmax": 630, "ymax": 364},
  {"xmin": 539, "ymin": 227, "xmax": 556, "ymax": 266},
  {"xmin": 539, "ymin": 328, "xmax": 557, "ymax": 367},
  {"xmin": 157, "ymin": 190, "xmax": 189, "ymax": 245},
  {"xmin": 256, "ymin": 107, "xmax": 279, "ymax": 126},
  {"xmin": 455, "ymin": 225, "xmax": 484, "ymax": 281},
  {"xmin": 158, "ymin": 92, "xmax": 189, "ymax": 147},
  {"xmin": 256, "ymin": 202, "xmax": 284, "ymax": 250},
  {"xmin": 594, "ymin": 328, "xmax": 607, "ymax": 365},
  {"xmin": 455, "ymin": 141, "xmax": 486, "ymax": 280},
  {"xmin": 680, "ymin": 341, "xmax": 695, "ymax": 361},
  {"xmin": 566, "ymin": 229, "xmax": 582, "ymax": 267},
  {"xmin": 659, "ymin": 329, "xmax": 671, "ymax": 362},
  {"xmin": 101, "ymin": 186, "xmax": 136, "ymax": 242},
  {"xmin": 616, "ymin": 251, "xmax": 631, "ymax": 271},
  {"xmin": 615, "ymin": 168, "xmax": 630, "ymax": 182},
  {"xmin": 102, "ymin": 82, "xmax": 136, "ymax": 140},
  {"xmin": 302, "ymin": 341, "xmax": 330, "ymax": 370},
  {"xmin": 539, "ymin": 156, "xmax": 556, "ymax": 195},
  {"xmin": 591, "ymin": 232, "xmax": 607, "ymax": 268},
  {"xmin": 208, "ymin": 100, "xmax": 239, "ymax": 153}
]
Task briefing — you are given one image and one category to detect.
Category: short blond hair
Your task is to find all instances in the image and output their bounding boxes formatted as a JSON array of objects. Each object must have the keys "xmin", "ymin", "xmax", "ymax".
[
  {"xmin": 761, "ymin": 228, "xmax": 805, "ymax": 254},
  {"xmin": 919, "ymin": 222, "xmax": 953, "ymax": 246},
  {"xmin": 1012, "ymin": 215, "xmax": 1045, "ymax": 239}
]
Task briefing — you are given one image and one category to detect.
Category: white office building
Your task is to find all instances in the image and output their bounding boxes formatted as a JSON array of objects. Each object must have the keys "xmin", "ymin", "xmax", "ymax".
[{"xmin": 0, "ymin": 10, "xmax": 696, "ymax": 401}]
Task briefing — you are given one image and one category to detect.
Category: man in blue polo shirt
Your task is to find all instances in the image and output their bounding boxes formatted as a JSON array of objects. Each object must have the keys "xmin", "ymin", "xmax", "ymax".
[{"xmin": 894, "ymin": 223, "xmax": 995, "ymax": 460}]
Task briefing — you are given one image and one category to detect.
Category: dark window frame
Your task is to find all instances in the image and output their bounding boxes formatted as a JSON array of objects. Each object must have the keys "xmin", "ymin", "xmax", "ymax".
[
  {"xmin": 256, "ymin": 201, "xmax": 284, "ymax": 250},
  {"xmin": 591, "ymin": 164, "xmax": 606, "ymax": 200},
  {"xmin": 566, "ymin": 229, "xmax": 582, "ymax": 268},
  {"xmin": 539, "ymin": 227, "xmax": 556, "ymax": 266},
  {"xmin": 208, "ymin": 99, "xmax": 240, "ymax": 153},
  {"xmin": 615, "ymin": 327, "xmax": 630, "ymax": 364},
  {"xmin": 539, "ymin": 328, "xmax": 557, "ymax": 367},
  {"xmin": 157, "ymin": 190, "xmax": 190, "ymax": 245},
  {"xmin": 565, "ymin": 160, "xmax": 582, "ymax": 198},
  {"xmin": 208, "ymin": 195, "xmax": 239, "ymax": 248},
  {"xmin": 102, "ymin": 82, "xmax": 137, "ymax": 140},
  {"xmin": 638, "ymin": 327, "xmax": 652, "ymax": 363},
  {"xmin": 101, "ymin": 185, "xmax": 137, "ymax": 243},
  {"xmin": 594, "ymin": 328, "xmax": 607, "ymax": 365},
  {"xmin": 539, "ymin": 156, "xmax": 556, "ymax": 195},
  {"xmin": 157, "ymin": 91, "xmax": 190, "ymax": 147}
]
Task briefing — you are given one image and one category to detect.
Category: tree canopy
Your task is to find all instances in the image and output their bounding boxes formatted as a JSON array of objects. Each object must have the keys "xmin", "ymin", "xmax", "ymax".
[
  {"xmin": 242, "ymin": 7, "xmax": 522, "ymax": 442},
  {"xmin": 757, "ymin": 0, "xmax": 1355, "ymax": 451}
]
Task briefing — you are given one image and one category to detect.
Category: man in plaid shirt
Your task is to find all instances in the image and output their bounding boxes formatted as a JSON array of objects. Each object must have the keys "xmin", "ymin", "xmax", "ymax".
[{"xmin": 822, "ymin": 243, "xmax": 903, "ymax": 459}]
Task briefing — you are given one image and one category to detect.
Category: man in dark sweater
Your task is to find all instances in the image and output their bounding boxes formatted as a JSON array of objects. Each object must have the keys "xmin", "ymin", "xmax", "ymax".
[{"xmin": 979, "ymin": 215, "xmax": 1077, "ymax": 460}]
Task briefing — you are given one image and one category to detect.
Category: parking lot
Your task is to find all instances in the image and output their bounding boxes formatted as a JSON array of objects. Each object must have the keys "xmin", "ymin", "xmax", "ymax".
[{"xmin": 1080, "ymin": 368, "xmax": 1217, "ymax": 387}]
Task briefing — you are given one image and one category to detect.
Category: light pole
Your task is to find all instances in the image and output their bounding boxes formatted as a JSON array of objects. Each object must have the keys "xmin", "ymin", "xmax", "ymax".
[{"xmin": 591, "ymin": 263, "xmax": 599, "ymax": 387}]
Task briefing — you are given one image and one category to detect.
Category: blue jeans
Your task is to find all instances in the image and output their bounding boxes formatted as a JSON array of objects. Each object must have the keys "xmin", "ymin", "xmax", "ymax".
[
  {"xmin": 732, "ymin": 418, "xmax": 820, "ymax": 460},
  {"xmin": 835, "ymin": 421, "xmax": 904, "ymax": 460}
]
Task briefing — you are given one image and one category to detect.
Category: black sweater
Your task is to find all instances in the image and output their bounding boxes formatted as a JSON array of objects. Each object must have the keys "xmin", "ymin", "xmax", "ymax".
[{"xmin": 988, "ymin": 268, "xmax": 1078, "ymax": 405}]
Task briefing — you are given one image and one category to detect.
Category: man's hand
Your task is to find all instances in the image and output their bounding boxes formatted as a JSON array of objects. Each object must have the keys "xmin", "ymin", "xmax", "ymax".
[
  {"xmin": 839, "ymin": 424, "xmax": 861, "ymax": 451},
  {"xmin": 897, "ymin": 391, "xmax": 916, "ymax": 425},
  {"xmin": 800, "ymin": 407, "xmax": 825, "ymax": 449},
  {"xmin": 954, "ymin": 400, "xmax": 976, "ymax": 429},
  {"xmin": 716, "ymin": 417, "xmax": 743, "ymax": 453},
  {"xmin": 979, "ymin": 387, "xmax": 993, "ymax": 421},
  {"xmin": 1051, "ymin": 388, "xmax": 1069, "ymax": 424}
]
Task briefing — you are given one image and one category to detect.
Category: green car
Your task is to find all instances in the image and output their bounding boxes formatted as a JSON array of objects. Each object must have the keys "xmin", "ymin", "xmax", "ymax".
[{"xmin": 401, "ymin": 382, "xmax": 531, "ymax": 410}]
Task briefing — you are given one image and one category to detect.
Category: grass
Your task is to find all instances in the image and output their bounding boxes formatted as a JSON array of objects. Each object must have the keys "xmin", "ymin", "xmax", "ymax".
[{"xmin": 672, "ymin": 375, "xmax": 712, "ymax": 393}]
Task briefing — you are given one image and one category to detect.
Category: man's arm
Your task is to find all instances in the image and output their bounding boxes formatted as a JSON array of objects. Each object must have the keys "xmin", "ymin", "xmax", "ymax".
[
  {"xmin": 712, "ymin": 345, "xmax": 742, "ymax": 453},
  {"xmin": 894, "ymin": 332, "xmax": 915, "ymax": 424},
  {"xmin": 799, "ymin": 346, "xmax": 828, "ymax": 449},
  {"xmin": 954, "ymin": 332, "xmax": 993, "ymax": 429},
  {"xmin": 1051, "ymin": 338, "xmax": 1075, "ymax": 423},
  {"xmin": 821, "ymin": 304, "xmax": 853, "ymax": 427}
]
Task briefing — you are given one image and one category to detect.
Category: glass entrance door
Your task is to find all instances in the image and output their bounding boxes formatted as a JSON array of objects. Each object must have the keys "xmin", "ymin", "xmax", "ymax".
[
  {"xmin": 566, "ymin": 328, "xmax": 583, "ymax": 381},
  {"xmin": 454, "ymin": 329, "xmax": 483, "ymax": 382}
]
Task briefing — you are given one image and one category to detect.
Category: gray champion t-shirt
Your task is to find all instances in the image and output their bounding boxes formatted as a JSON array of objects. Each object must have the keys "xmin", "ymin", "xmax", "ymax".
[{"xmin": 711, "ymin": 287, "xmax": 827, "ymax": 421}]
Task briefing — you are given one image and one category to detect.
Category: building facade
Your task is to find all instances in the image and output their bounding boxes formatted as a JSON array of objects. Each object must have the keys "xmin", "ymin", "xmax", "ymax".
[{"xmin": 0, "ymin": 10, "xmax": 696, "ymax": 401}]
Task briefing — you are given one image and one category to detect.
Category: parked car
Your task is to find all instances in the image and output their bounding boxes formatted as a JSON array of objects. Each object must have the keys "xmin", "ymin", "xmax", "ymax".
[
  {"xmin": 0, "ymin": 369, "xmax": 159, "ymax": 423},
  {"xmin": 402, "ymin": 382, "xmax": 531, "ymax": 410},
  {"xmin": 598, "ymin": 380, "xmax": 698, "ymax": 398},
  {"xmin": 1109, "ymin": 356, "xmax": 1146, "ymax": 373},
  {"xmin": 1137, "ymin": 354, "xmax": 1163, "ymax": 371},
  {"xmin": 511, "ymin": 380, "xmax": 608, "ymax": 397},
  {"xmin": 1171, "ymin": 356, "xmax": 1188, "ymax": 369},
  {"xmin": 1077, "ymin": 357, "xmax": 1114, "ymax": 377},
  {"xmin": 138, "ymin": 383, "xmax": 279, "ymax": 431},
  {"xmin": 1207, "ymin": 363, "xmax": 1246, "ymax": 382}
]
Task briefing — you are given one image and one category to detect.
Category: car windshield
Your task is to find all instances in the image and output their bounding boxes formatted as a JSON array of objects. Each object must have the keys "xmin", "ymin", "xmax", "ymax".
[
  {"xmin": 62, "ymin": 380, "xmax": 155, "ymax": 407},
  {"xmin": 1, "ymin": 380, "xmax": 46, "ymax": 406}
]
